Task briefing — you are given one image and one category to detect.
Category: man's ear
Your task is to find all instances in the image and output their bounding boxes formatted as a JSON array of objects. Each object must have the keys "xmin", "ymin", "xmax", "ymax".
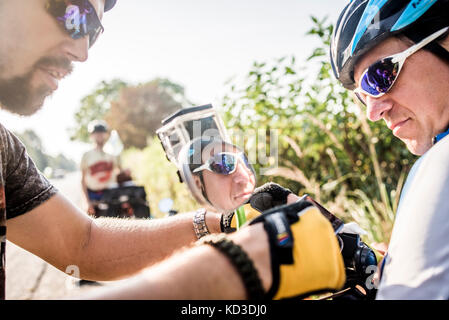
[{"xmin": 193, "ymin": 175, "xmax": 203, "ymax": 190}]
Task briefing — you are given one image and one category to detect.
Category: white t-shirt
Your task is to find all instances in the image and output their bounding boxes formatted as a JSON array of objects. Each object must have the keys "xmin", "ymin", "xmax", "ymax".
[
  {"xmin": 377, "ymin": 135, "xmax": 449, "ymax": 299},
  {"xmin": 80, "ymin": 148, "xmax": 119, "ymax": 191}
]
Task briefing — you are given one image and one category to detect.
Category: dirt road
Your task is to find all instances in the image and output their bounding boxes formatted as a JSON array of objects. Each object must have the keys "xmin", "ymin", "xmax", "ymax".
[{"xmin": 6, "ymin": 171, "xmax": 118, "ymax": 299}]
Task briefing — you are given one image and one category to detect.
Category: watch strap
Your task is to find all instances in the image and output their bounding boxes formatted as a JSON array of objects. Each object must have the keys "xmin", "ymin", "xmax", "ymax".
[{"xmin": 193, "ymin": 208, "xmax": 210, "ymax": 239}]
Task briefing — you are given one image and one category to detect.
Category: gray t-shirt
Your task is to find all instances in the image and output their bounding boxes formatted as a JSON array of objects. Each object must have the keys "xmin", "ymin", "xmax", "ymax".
[
  {"xmin": 0, "ymin": 123, "xmax": 57, "ymax": 299},
  {"xmin": 377, "ymin": 135, "xmax": 449, "ymax": 299}
]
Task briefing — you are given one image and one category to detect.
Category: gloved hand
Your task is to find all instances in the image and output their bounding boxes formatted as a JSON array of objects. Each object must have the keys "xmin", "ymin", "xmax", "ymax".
[
  {"xmin": 249, "ymin": 198, "xmax": 345, "ymax": 299},
  {"xmin": 249, "ymin": 182, "xmax": 293, "ymax": 213}
]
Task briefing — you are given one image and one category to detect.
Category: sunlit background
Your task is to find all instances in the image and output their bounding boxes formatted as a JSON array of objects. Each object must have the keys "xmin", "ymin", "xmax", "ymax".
[
  {"xmin": 1, "ymin": 0, "xmax": 346, "ymax": 163},
  {"xmin": 6, "ymin": 2, "xmax": 419, "ymax": 298}
]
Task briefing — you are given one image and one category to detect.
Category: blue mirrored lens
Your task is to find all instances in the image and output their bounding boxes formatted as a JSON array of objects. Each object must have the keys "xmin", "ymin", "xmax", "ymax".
[
  {"xmin": 360, "ymin": 57, "xmax": 399, "ymax": 96},
  {"xmin": 240, "ymin": 153, "xmax": 251, "ymax": 169},
  {"xmin": 210, "ymin": 154, "xmax": 236, "ymax": 175}
]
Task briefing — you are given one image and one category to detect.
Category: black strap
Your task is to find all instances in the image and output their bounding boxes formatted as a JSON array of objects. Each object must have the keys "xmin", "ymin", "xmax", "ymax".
[
  {"xmin": 249, "ymin": 199, "xmax": 313, "ymax": 299},
  {"xmin": 198, "ymin": 234, "xmax": 265, "ymax": 300},
  {"xmin": 404, "ymin": 26, "xmax": 449, "ymax": 64},
  {"xmin": 424, "ymin": 42, "xmax": 449, "ymax": 64},
  {"xmin": 220, "ymin": 212, "xmax": 236, "ymax": 233}
]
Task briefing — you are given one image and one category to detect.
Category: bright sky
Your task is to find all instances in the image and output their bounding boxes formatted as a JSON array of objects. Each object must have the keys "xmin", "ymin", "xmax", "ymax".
[{"xmin": 1, "ymin": 0, "xmax": 348, "ymax": 164}]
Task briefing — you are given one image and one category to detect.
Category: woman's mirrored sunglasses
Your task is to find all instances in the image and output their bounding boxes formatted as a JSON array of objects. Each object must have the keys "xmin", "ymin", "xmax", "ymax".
[{"xmin": 193, "ymin": 152, "xmax": 251, "ymax": 175}]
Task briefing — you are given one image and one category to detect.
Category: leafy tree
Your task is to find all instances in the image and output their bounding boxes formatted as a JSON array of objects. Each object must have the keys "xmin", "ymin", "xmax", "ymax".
[
  {"xmin": 221, "ymin": 16, "xmax": 417, "ymax": 242},
  {"xmin": 14, "ymin": 129, "xmax": 77, "ymax": 173},
  {"xmin": 14, "ymin": 130, "xmax": 49, "ymax": 171},
  {"xmin": 105, "ymin": 79, "xmax": 185, "ymax": 149},
  {"xmin": 48, "ymin": 154, "xmax": 77, "ymax": 172},
  {"xmin": 69, "ymin": 79, "xmax": 128, "ymax": 142}
]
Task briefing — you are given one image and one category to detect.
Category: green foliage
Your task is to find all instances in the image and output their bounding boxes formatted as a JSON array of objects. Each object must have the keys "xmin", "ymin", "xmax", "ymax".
[
  {"xmin": 70, "ymin": 79, "xmax": 128, "ymax": 142},
  {"xmin": 221, "ymin": 16, "xmax": 417, "ymax": 243},
  {"xmin": 121, "ymin": 137, "xmax": 198, "ymax": 218}
]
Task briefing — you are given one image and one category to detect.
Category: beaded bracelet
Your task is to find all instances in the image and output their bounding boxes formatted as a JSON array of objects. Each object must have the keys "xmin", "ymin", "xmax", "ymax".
[{"xmin": 198, "ymin": 233, "xmax": 265, "ymax": 300}]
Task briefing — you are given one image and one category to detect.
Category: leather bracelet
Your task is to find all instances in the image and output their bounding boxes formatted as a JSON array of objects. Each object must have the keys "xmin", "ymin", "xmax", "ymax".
[
  {"xmin": 193, "ymin": 208, "xmax": 210, "ymax": 239},
  {"xmin": 198, "ymin": 233, "xmax": 265, "ymax": 300}
]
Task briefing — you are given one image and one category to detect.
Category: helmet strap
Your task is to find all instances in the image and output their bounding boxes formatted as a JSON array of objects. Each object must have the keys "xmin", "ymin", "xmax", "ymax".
[
  {"xmin": 423, "ymin": 42, "xmax": 449, "ymax": 65},
  {"xmin": 404, "ymin": 28, "xmax": 449, "ymax": 65},
  {"xmin": 198, "ymin": 172, "xmax": 212, "ymax": 205}
]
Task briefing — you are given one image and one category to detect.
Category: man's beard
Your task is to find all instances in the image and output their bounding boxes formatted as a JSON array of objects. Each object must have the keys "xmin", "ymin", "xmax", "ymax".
[
  {"xmin": 0, "ymin": 56, "xmax": 73, "ymax": 116},
  {"xmin": 0, "ymin": 71, "xmax": 51, "ymax": 116}
]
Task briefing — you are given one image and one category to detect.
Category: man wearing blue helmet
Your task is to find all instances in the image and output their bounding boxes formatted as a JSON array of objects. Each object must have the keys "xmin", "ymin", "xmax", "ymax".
[{"xmin": 331, "ymin": 0, "xmax": 449, "ymax": 299}]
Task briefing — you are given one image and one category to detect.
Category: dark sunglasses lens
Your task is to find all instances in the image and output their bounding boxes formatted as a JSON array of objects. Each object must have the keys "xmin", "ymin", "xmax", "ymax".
[
  {"xmin": 88, "ymin": 25, "xmax": 103, "ymax": 47},
  {"xmin": 47, "ymin": 0, "xmax": 103, "ymax": 47},
  {"xmin": 210, "ymin": 154, "xmax": 236, "ymax": 175},
  {"xmin": 361, "ymin": 57, "xmax": 399, "ymax": 96},
  {"xmin": 84, "ymin": 3, "xmax": 104, "ymax": 47}
]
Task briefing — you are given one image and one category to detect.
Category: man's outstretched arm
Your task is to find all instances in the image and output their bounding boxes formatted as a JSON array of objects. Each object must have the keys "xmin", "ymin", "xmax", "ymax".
[
  {"xmin": 76, "ymin": 202, "xmax": 346, "ymax": 300},
  {"xmin": 78, "ymin": 223, "xmax": 272, "ymax": 299},
  {"xmin": 6, "ymin": 192, "xmax": 222, "ymax": 281}
]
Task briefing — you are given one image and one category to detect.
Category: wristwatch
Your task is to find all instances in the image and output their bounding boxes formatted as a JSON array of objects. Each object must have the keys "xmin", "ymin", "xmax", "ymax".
[{"xmin": 193, "ymin": 208, "xmax": 210, "ymax": 239}]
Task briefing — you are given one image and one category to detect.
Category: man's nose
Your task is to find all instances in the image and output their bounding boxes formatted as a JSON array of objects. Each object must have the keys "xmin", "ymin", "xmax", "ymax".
[
  {"xmin": 232, "ymin": 162, "xmax": 250, "ymax": 184},
  {"xmin": 365, "ymin": 95, "xmax": 393, "ymax": 122},
  {"xmin": 63, "ymin": 36, "xmax": 89, "ymax": 62}
]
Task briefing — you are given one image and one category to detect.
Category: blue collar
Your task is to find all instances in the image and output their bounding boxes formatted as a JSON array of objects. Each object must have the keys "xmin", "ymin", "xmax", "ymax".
[{"xmin": 433, "ymin": 127, "xmax": 449, "ymax": 145}]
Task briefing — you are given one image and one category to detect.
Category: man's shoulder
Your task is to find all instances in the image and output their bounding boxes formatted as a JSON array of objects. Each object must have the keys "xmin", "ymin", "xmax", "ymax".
[
  {"xmin": 394, "ymin": 136, "xmax": 449, "ymax": 234},
  {"xmin": 0, "ymin": 122, "xmax": 7, "ymax": 134},
  {"xmin": 378, "ymin": 137, "xmax": 449, "ymax": 299},
  {"xmin": 424, "ymin": 135, "xmax": 449, "ymax": 161},
  {"xmin": 81, "ymin": 149, "xmax": 117, "ymax": 166},
  {"xmin": 0, "ymin": 122, "xmax": 26, "ymax": 163},
  {"xmin": 0, "ymin": 122, "xmax": 17, "ymax": 143},
  {"xmin": 409, "ymin": 136, "xmax": 449, "ymax": 182},
  {"xmin": 82, "ymin": 148, "xmax": 96, "ymax": 157}
]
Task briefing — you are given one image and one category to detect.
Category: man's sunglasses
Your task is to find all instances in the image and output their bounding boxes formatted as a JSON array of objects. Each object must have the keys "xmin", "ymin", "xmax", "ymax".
[
  {"xmin": 46, "ymin": 0, "xmax": 104, "ymax": 48},
  {"xmin": 193, "ymin": 152, "xmax": 251, "ymax": 175},
  {"xmin": 354, "ymin": 27, "xmax": 449, "ymax": 105}
]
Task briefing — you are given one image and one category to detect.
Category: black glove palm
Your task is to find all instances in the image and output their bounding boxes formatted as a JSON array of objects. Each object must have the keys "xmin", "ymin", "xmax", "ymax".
[{"xmin": 249, "ymin": 183, "xmax": 293, "ymax": 212}]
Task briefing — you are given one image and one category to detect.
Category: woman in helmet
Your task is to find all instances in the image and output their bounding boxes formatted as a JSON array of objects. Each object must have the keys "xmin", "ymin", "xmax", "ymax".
[
  {"xmin": 331, "ymin": 0, "xmax": 449, "ymax": 299},
  {"xmin": 185, "ymin": 138, "xmax": 256, "ymax": 213}
]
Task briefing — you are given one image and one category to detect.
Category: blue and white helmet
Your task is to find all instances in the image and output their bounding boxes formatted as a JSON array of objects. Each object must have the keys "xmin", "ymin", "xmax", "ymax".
[{"xmin": 330, "ymin": 0, "xmax": 449, "ymax": 90}]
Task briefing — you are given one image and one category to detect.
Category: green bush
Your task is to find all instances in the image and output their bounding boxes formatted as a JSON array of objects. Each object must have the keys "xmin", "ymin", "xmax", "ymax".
[
  {"xmin": 121, "ymin": 137, "xmax": 199, "ymax": 218},
  {"xmin": 220, "ymin": 17, "xmax": 417, "ymax": 243}
]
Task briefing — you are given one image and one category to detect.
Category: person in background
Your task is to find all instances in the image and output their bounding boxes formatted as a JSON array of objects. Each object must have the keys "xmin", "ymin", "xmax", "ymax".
[{"xmin": 81, "ymin": 120, "xmax": 120, "ymax": 217}]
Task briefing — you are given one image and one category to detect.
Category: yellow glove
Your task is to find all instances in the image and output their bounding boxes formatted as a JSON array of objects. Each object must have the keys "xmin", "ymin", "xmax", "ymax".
[
  {"xmin": 249, "ymin": 199, "xmax": 345, "ymax": 299},
  {"xmin": 221, "ymin": 204, "xmax": 261, "ymax": 233},
  {"xmin": 230, "ymin": 204, "xmax": 261, "ymax": 229}
]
